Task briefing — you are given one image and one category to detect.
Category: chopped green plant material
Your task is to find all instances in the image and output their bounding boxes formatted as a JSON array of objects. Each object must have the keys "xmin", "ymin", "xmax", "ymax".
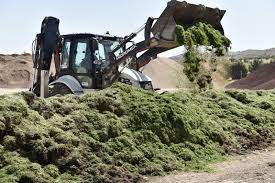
[
  {"xmin": 175, "ymin": 22, "xmax": 231, "ymax": 56},
  {"xmin": 0, "ymin": 84, "xmax": 274, "ymax": 182},
  {"xmin": 175, "ymin": 22, "xmax": 231, "ymax": 89}
]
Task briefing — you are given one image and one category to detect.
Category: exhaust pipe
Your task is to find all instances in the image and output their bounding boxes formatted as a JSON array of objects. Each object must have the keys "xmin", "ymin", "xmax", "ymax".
[{"xmin": 33, "ymin": 17, "xmax": 60, "ymax": 97}]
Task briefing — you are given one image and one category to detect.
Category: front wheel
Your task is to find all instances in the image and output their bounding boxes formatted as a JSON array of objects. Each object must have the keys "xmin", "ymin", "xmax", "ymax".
[
  {"xmin": 140, "ymin": 81, "xmax": 154, "ymax": 90},
  {"xmin": 49, "ymin": 83, "xmax": 72, "ymax": 97}
]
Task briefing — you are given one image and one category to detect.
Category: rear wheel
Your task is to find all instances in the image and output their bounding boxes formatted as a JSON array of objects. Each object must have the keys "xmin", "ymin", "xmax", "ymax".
[{"xmin": 49, "ymin": 83, "xmax": 72, "ymax": 97}]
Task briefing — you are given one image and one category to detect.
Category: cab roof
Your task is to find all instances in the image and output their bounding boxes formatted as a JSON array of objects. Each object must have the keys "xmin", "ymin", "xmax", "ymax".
[{"xmin": 61, "ymin": 33, "xmax": 123, "ymax": 41}]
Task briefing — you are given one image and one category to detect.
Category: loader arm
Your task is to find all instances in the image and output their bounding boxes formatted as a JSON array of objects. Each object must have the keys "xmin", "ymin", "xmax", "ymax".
[{"xmin": 107, "ymin": 0, "xmax": 226, "ymax": 73}]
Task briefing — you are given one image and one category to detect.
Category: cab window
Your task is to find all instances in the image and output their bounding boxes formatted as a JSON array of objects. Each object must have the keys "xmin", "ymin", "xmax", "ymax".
[
  {"xmin": 71, "ymin": 40, "xmax": 92, "ymax": 74},
  {"xmin": 61, "ymin": 40, "xmax": 71, "ymax": 69},
  {"xmin": 94, "ymin": 40, "xmax": 123, "ymax": 67}
]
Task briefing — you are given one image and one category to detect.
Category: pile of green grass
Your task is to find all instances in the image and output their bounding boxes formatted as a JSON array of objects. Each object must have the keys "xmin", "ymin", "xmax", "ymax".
[{"xmin": 0, "ymin": 84, "xmax": 274, "ymax": 182}]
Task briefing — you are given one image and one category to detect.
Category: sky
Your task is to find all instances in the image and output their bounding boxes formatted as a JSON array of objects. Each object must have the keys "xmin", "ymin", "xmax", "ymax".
[{"xmin": 0, "ymin": 0, "xmax": 275, "ymax": 56}]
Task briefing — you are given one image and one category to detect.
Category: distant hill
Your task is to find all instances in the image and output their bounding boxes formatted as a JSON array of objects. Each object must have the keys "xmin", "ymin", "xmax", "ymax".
[
  {"xmin": 229, "ymin": 48, "xmax": 275, "ymax": 59},
  {"xmin": 170, "ymin": 48, "xmax": 275, "ymax": 61}
]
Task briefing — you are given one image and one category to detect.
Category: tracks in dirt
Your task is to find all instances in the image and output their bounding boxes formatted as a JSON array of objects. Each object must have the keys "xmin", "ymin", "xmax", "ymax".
[{"xmin": 149, "ymin": 144, "xmax": 275, "ymax": 183}]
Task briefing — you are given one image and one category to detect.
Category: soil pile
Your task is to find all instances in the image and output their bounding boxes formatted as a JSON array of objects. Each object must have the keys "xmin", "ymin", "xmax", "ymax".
[
  {"xmin": 142, "ymin": 57, "xmax": 190, "ymax": 89},
  {"xmin": 0, "ymin": 54, "xmax": 32, "ymax": 88},
  {"xmin": 0, "ymin": 84, "xmax": 274, "ymax": 182},
  {"xmin": 226, "ymin": 62, "xmax": 275, "ymax": 90}
]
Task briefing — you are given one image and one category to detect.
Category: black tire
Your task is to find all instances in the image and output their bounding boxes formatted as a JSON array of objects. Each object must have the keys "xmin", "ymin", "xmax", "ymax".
[{"xmin": 49, "ymin": 83, "xmax": 72, "ymax": 97}]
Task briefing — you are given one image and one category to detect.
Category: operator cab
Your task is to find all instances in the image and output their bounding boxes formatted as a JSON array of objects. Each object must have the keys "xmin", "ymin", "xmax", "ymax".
[
  {"xmin": 57, "ymin": 33, "xmax": 153, "ymax": 91},
  {"xmin": 58, "ymin": 34, "xmax": 123, "ymax": 89}
]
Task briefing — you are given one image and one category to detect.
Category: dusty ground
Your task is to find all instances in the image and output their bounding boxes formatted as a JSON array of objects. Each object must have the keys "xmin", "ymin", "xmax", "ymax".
[{"xmin": 149, "ymin": 143, "xmax": 275, "ymax": 183}]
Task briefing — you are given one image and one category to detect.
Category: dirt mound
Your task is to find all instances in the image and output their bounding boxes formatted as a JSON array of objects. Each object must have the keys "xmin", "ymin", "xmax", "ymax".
[
  {"xmin": 142, "ymin": 57, "xmax": 190, "ymax": 89},
  {"xmin": 226, "ymin": 62, "xmax": 275, "ymax": 90},
  {"xmin": 0, "ymin": 54, "xmax": 32, "ymax": 88},
  {"xmin": 142, "ymin": 57, "xmax": 228, "ymax": 90}
]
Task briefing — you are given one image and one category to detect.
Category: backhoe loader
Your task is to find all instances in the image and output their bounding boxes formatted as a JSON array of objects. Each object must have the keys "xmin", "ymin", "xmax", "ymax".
[{"xmin": 31, "ymin": 0, "xmax": 226, "ymax": 97}]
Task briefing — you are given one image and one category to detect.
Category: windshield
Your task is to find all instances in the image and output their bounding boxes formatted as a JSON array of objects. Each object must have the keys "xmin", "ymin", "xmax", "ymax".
[{"xmin": 94, "ymin": 40, "xmax": 123, "ymax": 67}]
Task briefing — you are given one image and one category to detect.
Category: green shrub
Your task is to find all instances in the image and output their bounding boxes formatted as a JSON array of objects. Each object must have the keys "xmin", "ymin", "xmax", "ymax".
[
  {"xmin": 248, "ymin": 58, "xmax": 263, "ymax": 73},
  {"xmin": 230, "ymin": 61, "xmax": 248, "ymax": 79}
]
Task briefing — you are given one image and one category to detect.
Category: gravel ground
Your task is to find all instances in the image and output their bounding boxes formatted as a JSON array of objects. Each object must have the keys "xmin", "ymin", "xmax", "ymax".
[
  {"xmin": 149, "ymin": 143, "xmax": 275, "ymax": 183},
  {"xmin": 0, "ymin": 88, "xmax": 28, "ymax": 95}
]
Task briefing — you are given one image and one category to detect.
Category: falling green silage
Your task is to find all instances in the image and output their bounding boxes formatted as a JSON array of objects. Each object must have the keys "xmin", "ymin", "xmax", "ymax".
[
  {"xmin": 175, "ymin": 22, "xmax": 231, "ymax": 89},
  {"xmin": 0, "ymin": 84, "xmax": 274, "ymax": 182}
]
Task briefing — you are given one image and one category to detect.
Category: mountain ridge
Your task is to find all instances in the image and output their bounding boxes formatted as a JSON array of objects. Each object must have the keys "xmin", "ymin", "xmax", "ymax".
[{"xmin": 170, "ymin": 48, "xmax": 275, "ymax": 61}]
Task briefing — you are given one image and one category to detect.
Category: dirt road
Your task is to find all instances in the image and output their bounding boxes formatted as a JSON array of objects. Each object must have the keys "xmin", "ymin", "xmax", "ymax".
[
  {"xmin": 149, "ymin": 144, "xmax": 275, "ymax": 183},
  {"xmin": 0, "ymin": 88, "xmax": 28, "ymax": 95}
]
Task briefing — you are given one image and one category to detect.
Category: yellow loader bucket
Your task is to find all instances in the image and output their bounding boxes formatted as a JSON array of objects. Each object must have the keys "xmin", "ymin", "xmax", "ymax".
[{"xmin": 151, "ymin": 0, "xmax": 225, "ymax": 47}]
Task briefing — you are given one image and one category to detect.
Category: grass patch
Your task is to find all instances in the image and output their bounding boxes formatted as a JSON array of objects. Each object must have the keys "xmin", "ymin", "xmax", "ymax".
[{"xmin": 0, "ymin": 84, "xmax": 274, "ymax": 182}]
